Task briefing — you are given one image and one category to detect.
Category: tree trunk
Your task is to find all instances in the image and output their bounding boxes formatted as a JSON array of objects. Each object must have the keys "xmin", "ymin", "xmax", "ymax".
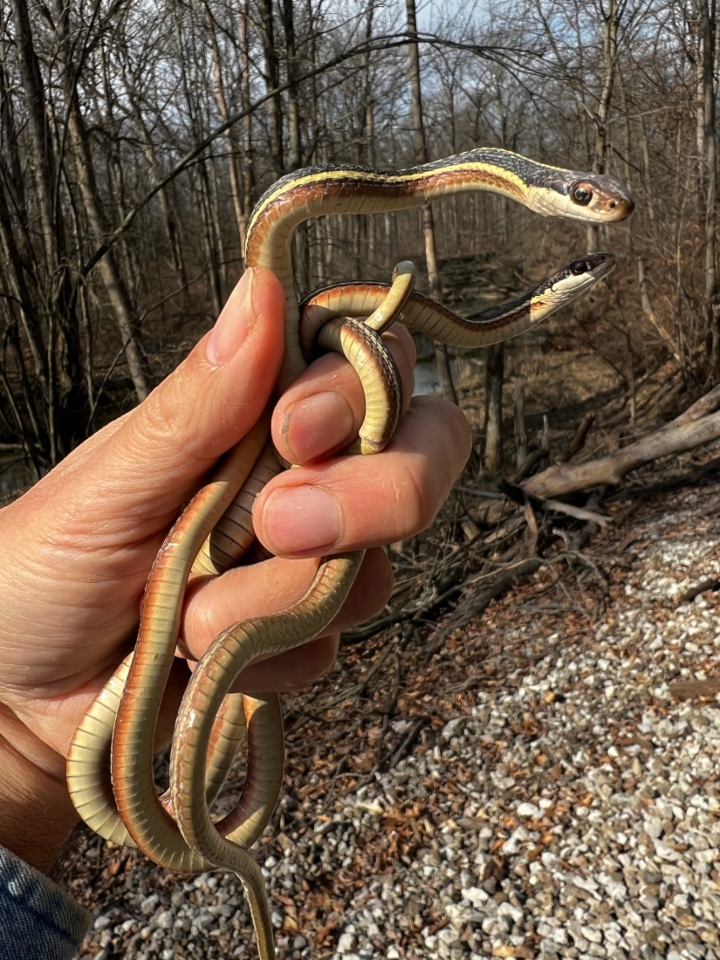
[
  {"xmin": 483, "ymin": 342, "xmax": 505, "ymax": 472},
  {"xmin": 280, "ymin": 0, "xmax": 309, "ymax": 290},
  {"xmin": 699, "ymin": 0, "xmax": 720, "ymax": 373},
  {"xmin": 53, "ymin": 0, "xmax": 150, "ymax": 402},
  {"xmin": 203, "ymin": 0, "xmax": 246, "ymax": 255},
  {"xmin": 587, "ymin": 0, "xmax": 619, "ymax": 253},
  {"xmin": 197, "ymin": 161, "xmax": 224, "ymax": 318},
  {"xmin": 238, "ymin": 0, "xmax": 254, "ymax": 259},
  {"xmin": 258, "ymin": 0, "xmax": 284, "ymax": 177},
  {"xmin": 404, "ymin": 0, "xmax": 457, "ymax": 405},
  {"xmin": 9, "ymin": 0, "xmax": 85, "ymax": 459},
  {"xmin": 514, "ymin": 378, "xmax": 527, "ymax": 469},
  {"xmin": 126, "ymin": 89, "xmax": 189, "ymax": 293}
]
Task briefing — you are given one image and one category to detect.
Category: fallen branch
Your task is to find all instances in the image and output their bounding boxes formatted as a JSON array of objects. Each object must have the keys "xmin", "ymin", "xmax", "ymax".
[
  {"xmin": 670, "ymin": 382, "xmax": 720, "ymax": 425},
  {"xmin": 382, "ymin": 717, "xmax": 427, "ymax": 772},
  {"xmin": 522, "ymin": 407, "xmax": 720, "ymax": 499}
]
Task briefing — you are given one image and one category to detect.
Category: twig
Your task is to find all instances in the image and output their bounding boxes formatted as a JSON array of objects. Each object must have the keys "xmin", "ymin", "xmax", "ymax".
[
  {"xmin": 284, "ymin": 641, "xmax": 398, "ymax": 735},
  {"xmin": 384, "ymin": 718, "xmax": 427, "ymax": 771},
  {"xmin": 503, "ymin": 476, "xmax": 611, "ymax": 527},
  {"xmin": 510, "ymin": 447, "xmax": 548, "ymax": 484},
  {"xmin": 425, "ymin": 557, "xmax": 543, "ymax": 653},
  {"xmin": 637, "ymin": 258, "xmax": 681, "ymax": 364},
  {"xmin": 559, "ymin": 413, "xmax": 595, "ymax": 462},
  {"xmin": 455, "ymin": 486, "xmax": 504, "ymax": 498},
  {"xmin": 668, "ymin": 679, "xmax": 720, "ymax": 700},
  {"xmin": 540, "ymin": 497, "xmax": 611, "ymax": 526},
  {"xmin": 674, "ymin": 578, "xmax": 720, "ymax": 606}
]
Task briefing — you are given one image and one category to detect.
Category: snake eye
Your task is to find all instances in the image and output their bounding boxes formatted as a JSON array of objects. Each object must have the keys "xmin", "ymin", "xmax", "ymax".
[
  {"xmin": 571, "ymin": 182, "xmax": 593, "ymax": 206},
  {"xmin": 571, "ymin": 260, "xmax": 589, "ymax": 276}
]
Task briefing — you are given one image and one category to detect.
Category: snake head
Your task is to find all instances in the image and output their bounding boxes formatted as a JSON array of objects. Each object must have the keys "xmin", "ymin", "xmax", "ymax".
[
  {"xmin": 567, "ymin": 175, "xmax": 635, "ymax": 222},
  {"xmin": 553, "ymin": 251, "xmax": 616, "ymax": 290}
]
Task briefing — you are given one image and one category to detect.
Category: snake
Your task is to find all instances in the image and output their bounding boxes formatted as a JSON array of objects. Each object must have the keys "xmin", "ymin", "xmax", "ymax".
[{"xmin": 67, "ymin": 147, "xmax": 634, "ymax": 959}]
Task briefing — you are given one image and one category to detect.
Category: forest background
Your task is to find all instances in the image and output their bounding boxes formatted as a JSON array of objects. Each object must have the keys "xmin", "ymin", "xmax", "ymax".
[{"xmin": 1, "ymin": 0, "xmax": 718, "ymax": 482}]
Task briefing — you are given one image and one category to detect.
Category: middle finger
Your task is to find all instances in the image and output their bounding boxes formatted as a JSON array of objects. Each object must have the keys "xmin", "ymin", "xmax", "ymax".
[
  {"xmin": 272, "ymin": 325, "xmax": 416, "ymax": 465},
  {"xmin": 255, "ymin": 396, "xmax": 471, "ymax": 559}
]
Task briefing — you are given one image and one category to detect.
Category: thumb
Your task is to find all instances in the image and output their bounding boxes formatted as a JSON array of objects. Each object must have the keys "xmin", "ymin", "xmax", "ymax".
[{"xmin": 32, "ymin": 267, "xmax": 287, "ymax": 529}]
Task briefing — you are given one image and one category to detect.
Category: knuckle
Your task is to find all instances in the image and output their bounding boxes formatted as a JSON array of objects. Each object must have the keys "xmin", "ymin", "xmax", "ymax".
[
  {"xmin": 135, "ymin": 365, "xmax": 204, "ymax": 450},
  {"xmin": 131, "ymin": 370, "xmax": 224, "ymax": 463},
  {"xmin": 136, "ymin": 387, "xmax": 178, "ymax": 445}
]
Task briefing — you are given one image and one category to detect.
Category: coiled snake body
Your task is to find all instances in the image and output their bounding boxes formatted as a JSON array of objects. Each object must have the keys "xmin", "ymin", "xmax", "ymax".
[{"xmin": 67, "ymin": 148, "xmax": 633, "ymax": 959}]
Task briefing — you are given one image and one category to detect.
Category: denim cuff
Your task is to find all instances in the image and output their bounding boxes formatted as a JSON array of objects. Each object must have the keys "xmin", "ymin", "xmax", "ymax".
[{"xmin": 0, "ymin": 844, "xmax": 89, "ymax": 959}]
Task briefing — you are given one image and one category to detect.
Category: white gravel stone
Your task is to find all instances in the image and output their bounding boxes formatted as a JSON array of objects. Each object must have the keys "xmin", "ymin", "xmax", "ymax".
[{"xmin": 336, "ymin": 933, "xmax": 357, "ymax": 953}]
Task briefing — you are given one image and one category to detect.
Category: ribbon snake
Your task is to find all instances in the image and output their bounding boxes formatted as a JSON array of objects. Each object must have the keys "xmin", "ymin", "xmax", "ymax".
[{"xmin": 67, "ymin": 147, "xmax": 634, "ymax": 959}]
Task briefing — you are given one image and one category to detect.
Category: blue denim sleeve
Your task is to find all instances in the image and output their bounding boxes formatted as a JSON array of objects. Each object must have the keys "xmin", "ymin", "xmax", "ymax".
[{"xmin": 0, "ymin": 844, "xmax": 90, "ymax": 959}]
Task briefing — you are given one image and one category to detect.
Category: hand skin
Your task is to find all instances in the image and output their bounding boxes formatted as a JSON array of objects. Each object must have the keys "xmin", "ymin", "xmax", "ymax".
[{"xmin": 0, "ymin": 267, "xmax": 471, "ymax": 875}]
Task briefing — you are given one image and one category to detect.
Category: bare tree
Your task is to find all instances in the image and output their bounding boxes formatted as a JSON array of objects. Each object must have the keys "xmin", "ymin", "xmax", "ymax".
[
  {"xmin": 258, "ymin": 0, "xmax": 284, "ymax": 176},
  {"xmin": 405, "ymin": 0, "xmax": 458, "ymax": 405},
  {"xmin": 697, "ymin": 0, "xmax": 719, "ymax": 374}
]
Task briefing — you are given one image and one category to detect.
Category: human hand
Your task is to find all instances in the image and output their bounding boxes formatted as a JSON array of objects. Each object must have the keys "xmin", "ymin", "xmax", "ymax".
[{"xmin": 0, "ymin": 267, "xmax": 471, "ymax": 872}]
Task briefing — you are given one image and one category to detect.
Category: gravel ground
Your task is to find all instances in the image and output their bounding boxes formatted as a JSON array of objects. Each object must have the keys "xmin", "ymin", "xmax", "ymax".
[{"xmin": 63, "ymin": 480, "xmax": 720, "ymax": 960}]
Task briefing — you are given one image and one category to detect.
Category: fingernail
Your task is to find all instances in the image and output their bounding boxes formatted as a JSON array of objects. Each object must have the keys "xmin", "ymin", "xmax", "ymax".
[
  {"xmin": 262, "ymin": 486, "xmax": 343, "ymax": 554},
  {"xmin": 206, "ymin": 268, "xmax": 255, "ymax": 364},
  {"xmin": 281, "ymin": 392, "xmax": 355, "ymax": 463}
]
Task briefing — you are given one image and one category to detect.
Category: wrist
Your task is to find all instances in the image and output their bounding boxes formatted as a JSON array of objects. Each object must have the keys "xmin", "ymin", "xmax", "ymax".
[{"xmin": 0, "ymin": 733, "xmax": 77, "ymax": 874}]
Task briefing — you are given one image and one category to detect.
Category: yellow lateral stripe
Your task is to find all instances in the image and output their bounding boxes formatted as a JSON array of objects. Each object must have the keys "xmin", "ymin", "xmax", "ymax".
[{"xmin": 246, "ymin": 161, "xmax": 529, "ymax": 236}]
